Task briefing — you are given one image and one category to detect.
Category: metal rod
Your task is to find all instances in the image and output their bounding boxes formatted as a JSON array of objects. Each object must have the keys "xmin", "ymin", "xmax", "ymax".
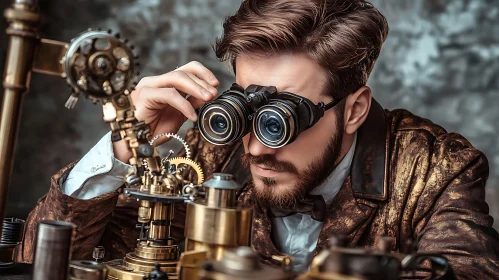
[{"xmin": 0, "ymin": 0, "xmax": 40, "ymax": 236}]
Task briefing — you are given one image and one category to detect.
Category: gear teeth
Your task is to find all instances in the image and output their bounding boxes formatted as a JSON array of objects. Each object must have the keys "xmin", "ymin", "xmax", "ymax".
[
  {"xmin": 168, "ymin": 157, "xmax": 204, "ymax": 184},
  {"xmin": 149, "ymin": 133, "xmax": 191, "ymax": 159}
]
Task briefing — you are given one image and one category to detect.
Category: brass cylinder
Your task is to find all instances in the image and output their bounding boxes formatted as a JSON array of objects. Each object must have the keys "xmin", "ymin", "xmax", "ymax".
[
  {"xmin": 0, "ymin": 0, "xmax": 40, "ymax": 236},
  {"xmin": 137, "ymin": 200, "xmax": 151, "ymax": 223},
  {"xmin": 184, "ymin": 202, "xmax": 252, "ymax": 260},
  {"xmin": 33, "ymin": 220, "xmax": 76, "ymax": 280},
  {"xmin": 198, "ymin": 247, "xmax": 289, "ymax": 280},
  {"xmin": 205, "ymin": 188, "xmax": 236, "ymax": 208},
  {"xmin": 149, "ymin": 202, "xmax": 174, "ymax": 241}
]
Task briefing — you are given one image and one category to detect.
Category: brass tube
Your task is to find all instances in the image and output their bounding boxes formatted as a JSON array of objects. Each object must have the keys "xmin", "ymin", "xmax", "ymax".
[{"xmin": 0, "ymin": 0, "xmax": 40, "ymax": 236}]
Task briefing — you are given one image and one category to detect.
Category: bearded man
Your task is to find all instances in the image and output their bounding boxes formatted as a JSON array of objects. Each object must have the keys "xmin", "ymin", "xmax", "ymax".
[{"xmin": 17, "ymin": 0, "xmax": 499, "ymax": 278}]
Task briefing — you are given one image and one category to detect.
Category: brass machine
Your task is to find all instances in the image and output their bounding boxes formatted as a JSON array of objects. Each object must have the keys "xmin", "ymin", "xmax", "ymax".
[{"xmin": 0, "ymin": 1, "xmax": 286, "ymax": 279}]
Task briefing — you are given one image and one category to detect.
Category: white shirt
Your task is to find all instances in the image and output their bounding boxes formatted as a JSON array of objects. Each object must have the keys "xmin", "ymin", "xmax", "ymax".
[
  {"xmin": 61, "ymin": 132, "xmax": 133, "ymax": 199},
  {"xmin": 62, "ymin": 131, "xmax": 357, "ymax": 272},
  {"xmin": 271, "ymin": 134, "xmax": 357, "ymax": 272}
]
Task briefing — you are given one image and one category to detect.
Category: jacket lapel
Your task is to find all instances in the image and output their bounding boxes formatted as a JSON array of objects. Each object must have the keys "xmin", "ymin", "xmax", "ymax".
[
  {"xmin": 248, "ymin": 176, "xmax": 379, "ymax": 264},
  {"xmin": 251, "ymin": 199, "xmax": 283, "ymax": 266},
  {"xmin": 314, "ymin": 176, "xmax": 378, "ymax": 255}
]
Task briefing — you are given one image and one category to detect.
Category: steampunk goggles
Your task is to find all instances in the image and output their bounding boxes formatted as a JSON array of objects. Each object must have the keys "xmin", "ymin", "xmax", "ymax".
[{"xmin": 198, "ymin": 83, "xmax": 344, "ymax": 148}]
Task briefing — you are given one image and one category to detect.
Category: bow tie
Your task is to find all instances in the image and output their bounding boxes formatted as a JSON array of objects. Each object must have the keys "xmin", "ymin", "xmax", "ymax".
[{"xmin": 268, "ymin": 195, "xmax": 326, "ymax": 222}]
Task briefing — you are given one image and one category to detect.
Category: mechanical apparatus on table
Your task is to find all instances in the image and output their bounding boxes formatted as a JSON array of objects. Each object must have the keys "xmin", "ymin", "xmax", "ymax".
[
  {"xmin": 0, "ymin": 0, "xmax": 284, "ymax": 279},
  {"xmin": 0, "ymin": 0, "xmax": 455, "ymax": 279}
]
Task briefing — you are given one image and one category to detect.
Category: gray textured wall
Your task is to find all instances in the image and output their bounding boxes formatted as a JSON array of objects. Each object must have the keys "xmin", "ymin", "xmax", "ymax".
[{"xmin": 1, "ymin": 0, "xmax": 498, "ymax": 229}]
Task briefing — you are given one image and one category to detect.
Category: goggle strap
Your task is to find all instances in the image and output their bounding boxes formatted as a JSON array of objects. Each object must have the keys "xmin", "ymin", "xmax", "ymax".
[{"xmin": 321, "ymin": 97, "xmax": 344, "ymax": 111}]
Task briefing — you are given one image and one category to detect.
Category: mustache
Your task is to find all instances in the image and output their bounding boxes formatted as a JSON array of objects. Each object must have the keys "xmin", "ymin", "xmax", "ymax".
[{"xmin": 241, "ymin": 153, "xmax": 298, "ymax": 175}]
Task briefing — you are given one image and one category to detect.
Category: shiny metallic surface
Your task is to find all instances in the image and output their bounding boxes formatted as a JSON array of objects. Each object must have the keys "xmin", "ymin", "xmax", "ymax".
[
  {"xmin": 204, "ymin": 173, "xmax": 239, "ymax": 208},
  {"xmin": 177, "ymin": 251, "xmax": 207, "ymax": 280},
  {"xmin": 300, "ymin": 235, "xmax": 455, "ymax": 280},
  {"xmin": 198, "ymin": 247, "xmax": 289, "ymax": 280},
  {"xmin": 106, "ymin": 151, "xmax": 196, "ymax": 279},
  {"xmin": 179, "ymin": 173, "xmax": 253, "ymax": 279},
  {"xmin": 198, "ymin": 94, "xmax": 251, "ymax": 146},
  {"xmin": 0, "ymin": 217, "xmax": 25, "ymax": 266},
  {"xmin": 33, "ymin": 220, "xmax": 76, "ymax": 280},
  {"xmin": 205, "ymin": 188, "xmax": 236, "ymax": 208},
  {"xmin": 69, "ymin": 260, "xmax": 107, "ymax": 280},
  {"xmin": 0, "ymin": 0, "xmax": 40, "ymax": 239},
  {"xmin": 221, "ymin": 247, "xmax": 259, "ymax": 271},
  {"xmin": 14, "ymin": 0, "xmax": 37, "ymax": 6},
  {"xmin": 184, "ymin": 201, "xmax": 252, "ymax": 259},
  {"xmin": 253, "ymin": 105, "xmax": 296, "ymax": 149},
  {"xmin": 93, "ymin": 246, "xmax": 105, "ymax": 262},
  {"xmin": 105, "ymin": 258, "xmax": 178, "ymax": 280},
  {"xmin": 63, "ymin": 30, "xmax": 136, "ymax": 103},
  {"xmin": 183, "ymin": 171, "xmax": 252, "ymax": 270},
  {"xmin": 32, "ymin": 39, "xmax": 68, "ymax": 76},
  {"xmin": 148, "ymin": 203, "xmax": 172, "ymax": 241},
  {"xmin": 1, "ymin": 217, "xmax": 25, "ymax": 244},
  {"xmin": 203, "ymin": 173, "xmax": 240, "ymax": 190}
]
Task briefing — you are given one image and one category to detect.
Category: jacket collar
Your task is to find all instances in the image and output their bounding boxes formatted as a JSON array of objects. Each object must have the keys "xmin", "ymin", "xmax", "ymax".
[{"xmin": 350, "ymin": 98, "xmax": 389, "ymax": 201}]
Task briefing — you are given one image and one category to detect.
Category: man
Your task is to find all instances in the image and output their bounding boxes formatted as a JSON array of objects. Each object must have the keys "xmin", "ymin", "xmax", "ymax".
[{"xmin": 18, "ymin": 0, "xmax": 499, "ymax": 278}]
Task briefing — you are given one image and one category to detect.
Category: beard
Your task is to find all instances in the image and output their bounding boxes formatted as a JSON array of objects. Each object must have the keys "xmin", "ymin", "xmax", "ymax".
[{"xmin": 241, "ymin": 116, "xmax": 345, "ymax": 209}]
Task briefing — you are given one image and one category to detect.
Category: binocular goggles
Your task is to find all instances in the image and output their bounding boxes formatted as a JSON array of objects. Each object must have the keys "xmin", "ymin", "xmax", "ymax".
[{"xmin": 198, "ymin": 83, "xmax": 344, "ymax": 148}]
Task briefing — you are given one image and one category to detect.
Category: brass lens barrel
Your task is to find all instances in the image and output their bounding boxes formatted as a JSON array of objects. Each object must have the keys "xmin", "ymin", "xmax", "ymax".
[{"xmin": 33, "ymin": 220, "xmax": 76, "ymax": 280}]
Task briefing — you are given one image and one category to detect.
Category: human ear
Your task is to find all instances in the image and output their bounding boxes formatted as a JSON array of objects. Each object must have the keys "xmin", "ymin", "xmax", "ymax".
[{"xmin": 343, "ymin": 86, "xmax": 372, "ymax": 135}]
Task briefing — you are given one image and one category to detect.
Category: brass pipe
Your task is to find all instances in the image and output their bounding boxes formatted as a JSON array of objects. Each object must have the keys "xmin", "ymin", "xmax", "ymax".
[{"xmin": 0, "ymin": 0, "xmax": 40, "ymax": 237}]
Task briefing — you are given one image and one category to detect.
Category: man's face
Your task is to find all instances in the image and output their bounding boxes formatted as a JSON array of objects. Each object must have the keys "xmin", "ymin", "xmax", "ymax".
[{"xmin": 236, "ymin": 53, "xmax": 346, "ymax": 208}]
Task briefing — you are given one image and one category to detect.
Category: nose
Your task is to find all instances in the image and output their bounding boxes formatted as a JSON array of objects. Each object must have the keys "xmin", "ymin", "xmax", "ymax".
[{"xmin": 247, "ymin": 132, "xmax": 276, "ymax": 156}]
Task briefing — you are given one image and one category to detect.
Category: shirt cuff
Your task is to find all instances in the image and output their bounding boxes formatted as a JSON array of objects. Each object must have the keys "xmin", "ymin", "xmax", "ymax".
[{"xmin": 62, "ymin": 131, "xmax": 133, "ymax": 200}]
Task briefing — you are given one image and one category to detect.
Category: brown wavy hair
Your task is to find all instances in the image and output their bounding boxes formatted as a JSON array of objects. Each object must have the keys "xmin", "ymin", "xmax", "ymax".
[{"xmin": 214, "ymin": 0, "xmax": 389, "ymax": 99}]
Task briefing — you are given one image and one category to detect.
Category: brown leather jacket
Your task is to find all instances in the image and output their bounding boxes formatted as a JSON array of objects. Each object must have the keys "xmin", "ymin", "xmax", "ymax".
[{"xmin": 18, "ymin": 100, "xmax": 499, "ymax": 279}]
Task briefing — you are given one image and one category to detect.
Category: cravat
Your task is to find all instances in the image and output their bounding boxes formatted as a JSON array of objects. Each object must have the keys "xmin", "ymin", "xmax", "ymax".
[{"xmin": 269, "ymin": 194, "xmax": 326, "ymax": 222}]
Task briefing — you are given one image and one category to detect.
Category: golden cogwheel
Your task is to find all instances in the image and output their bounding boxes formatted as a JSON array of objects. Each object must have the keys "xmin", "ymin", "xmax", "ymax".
[{"xmin": 168, "ymin": 157, "xmax": 204, "ymax": 184}]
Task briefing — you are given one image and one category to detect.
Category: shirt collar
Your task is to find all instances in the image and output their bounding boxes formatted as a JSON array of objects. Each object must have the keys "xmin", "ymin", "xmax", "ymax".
[{"xmin": 310, "ymin": 133, "xmax": 357, "ymax": 205}]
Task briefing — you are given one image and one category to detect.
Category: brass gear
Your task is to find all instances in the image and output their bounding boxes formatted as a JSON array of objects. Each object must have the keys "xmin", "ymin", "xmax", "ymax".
[
  {"xmin": 168, "ymin": 157, "xmax": 204, "ymax": 184},
  {"xmin": 149, "ymin": 132, "xmax": 191, "ymax": 159}
]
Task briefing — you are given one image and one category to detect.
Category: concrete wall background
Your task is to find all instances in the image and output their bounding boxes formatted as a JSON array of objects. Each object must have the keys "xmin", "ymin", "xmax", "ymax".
[{"xmin": 1, "ymin": 0, "xmax": 498, "ymax": 229}]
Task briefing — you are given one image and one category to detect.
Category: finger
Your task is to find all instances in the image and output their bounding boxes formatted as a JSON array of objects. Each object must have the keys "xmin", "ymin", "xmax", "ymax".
[
  {"xmin": 177, "ymin": 61, "xmax": 219, "ymax": 87},
  {"xmin": 186, "ymin": 95, "xmax": 206, "ymax": 110},
  {"xmin": 184, "ymin": 71, "xmax": 218, "ymax": 97},
  {"xmin": 136, "ymin": 71, "xmax": 213, "ymax": 102},
  {"xmin": 139, "ymin": 87, "xmax": 198, "ymax": 122}
]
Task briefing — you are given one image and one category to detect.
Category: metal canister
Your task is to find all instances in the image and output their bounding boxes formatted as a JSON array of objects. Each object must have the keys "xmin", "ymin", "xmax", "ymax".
[
  {"xmin": 184, "ymin": 173, "xmax": 252, "ymax": 260},
  {"xmin": 33, "ymin": 220, "xmax": 76, "ymax": 280}
]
